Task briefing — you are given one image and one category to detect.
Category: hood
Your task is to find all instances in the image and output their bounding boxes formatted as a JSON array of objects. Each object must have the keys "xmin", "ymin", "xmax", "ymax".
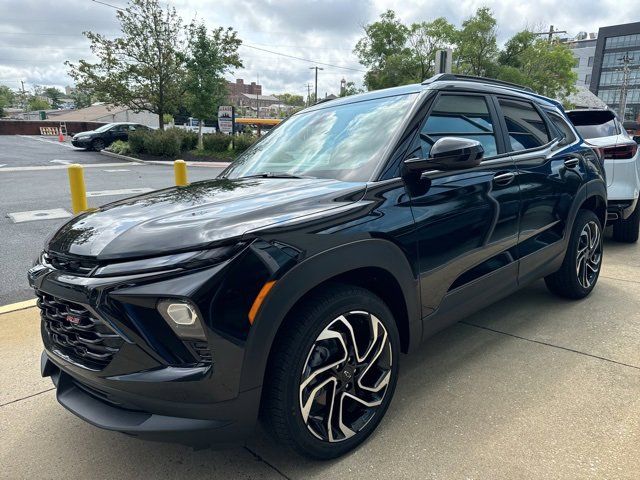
[
  {"xmin": 74, "ymin": 130, "xmax": 96, "ymax": 137},
  {"xmin": 47, "ymin": 177, "xmax": 366, "ymax": 261}
]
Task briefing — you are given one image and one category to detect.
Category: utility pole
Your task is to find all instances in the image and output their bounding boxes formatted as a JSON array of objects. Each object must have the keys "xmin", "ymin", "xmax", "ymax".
[
  {"xmin": 256, "ymin": 73, "xmax": 260, "ymax": 119},
  {"xmin": 309, "ymin": 66, "xmax": 323, "ymax": 104},
  {"xmin": 617, "ymin": 52, "xmax": 633, "ymax": 121},
  {"xmin": 305, "ymin": 83, "xmax": 312, "ymax": 106},
  {"xmin": 534, "ymin": 25, "xmax": 567, "ymax": 42},
  {"xmin": 20, "ymin": 80, "xmax": 27, "ymax": 110}
]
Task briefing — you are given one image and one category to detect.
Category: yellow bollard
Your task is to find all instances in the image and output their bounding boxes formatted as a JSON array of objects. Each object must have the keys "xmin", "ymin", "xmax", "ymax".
[
  {"xmin": 174, "ymin": 159, "xmax": 188, "ymax": 186},
  {"xmin": 67, "ymin": 164, "xmax": 88, "ymax": 214}
]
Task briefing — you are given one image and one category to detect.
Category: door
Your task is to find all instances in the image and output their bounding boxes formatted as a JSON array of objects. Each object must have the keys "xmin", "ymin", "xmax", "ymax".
[
  {"xmin": 494, "ymin": 97, "xmax": 586, "ymax": 283},
  {"xmin": 405, "ymin": 92, "xmax": 521, "ymax": 331}
]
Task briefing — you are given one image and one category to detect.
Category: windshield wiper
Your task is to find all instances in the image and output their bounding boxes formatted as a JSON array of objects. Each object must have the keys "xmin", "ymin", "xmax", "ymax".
[{"xmin": 238, "ymin": 172, "xmax": 311, "ymax": 179}]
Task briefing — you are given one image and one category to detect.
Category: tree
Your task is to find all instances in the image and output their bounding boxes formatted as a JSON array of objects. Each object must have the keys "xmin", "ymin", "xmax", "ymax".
[
  {"xmin": 184, "ymin": 22, "xmax": 242, "ymax": 148},
  {"xmin": 453, "ymin": 7, "xmax": 498, "ymax": 76},
  {"xmin": 0, "ymin": 85, "xmax": 15, "ymax": 117},
  {"xmin": 339, "ymin": 81, "xmax": 364, "ymax": 97},
  {"xmin": 408, "ymin": 18, "xmax": 456, "ymax": 80},
  {"xmin": 67, "ymin": 0, "xmax": 187, "ymax": 129},
  {"xmin": 28, "ymin": 97, "xmax": 49, "ymax": 111},
  {"xmin": 496, "ymin": 34, "xmax": 577, "ymax": 98},
  {"xmin": 70, "ymin": 89, "xmax": 92, "ymax": 109},
  {"xmin": 275, "ymin": 93, "xmax": 304, "ymax": 106},
  {"xmin": 354, "ymin": 10, "xmax": 416, "ymax": 90},
  {"xmin": 43, "ymin": 87, "xmax": 64, "ymax": 109}
]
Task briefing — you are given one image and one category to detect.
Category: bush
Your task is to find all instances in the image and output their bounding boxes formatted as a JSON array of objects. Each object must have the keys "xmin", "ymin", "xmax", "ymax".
[
  {"xmin": 128, "ymin": 130, "xmax": 148, "ymax": 154},
  {"xmin": 143, "ymin": 129, "xmax": 181, "ymax": 157},
  {"xmin": 107, "ymin": 140, "xmax": 130, "ymax": 155},
  {"xmin": 233, "ymin": 134, "xmax": 256, "ymax": 153},
  {"xmin": 202, "ymin": 133, "xmax": 231, "ymax": 152},
  {"xmin": 172, "ymin": 128, "xmax": 197, "ymax": 151}
]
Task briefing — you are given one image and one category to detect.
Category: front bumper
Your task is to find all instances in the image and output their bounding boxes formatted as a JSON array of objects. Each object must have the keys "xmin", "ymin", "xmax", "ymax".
[
  {"xmin": 41, "ymin": 350, "xmax": 260, "ymax": 446},
  {"xmin": 71, "ymin": 138, "xmax": 92, "ymax": 148}
]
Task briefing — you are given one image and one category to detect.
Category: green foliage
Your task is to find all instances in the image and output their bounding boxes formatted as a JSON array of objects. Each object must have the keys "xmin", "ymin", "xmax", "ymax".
[
  {"xmin": 128, "ymin": 129, "xmax": 148, "ymax": 154},
  {"xmin": 27, "ymin": 97, "xmax": 49, "ymax": 111},
  {"xmin": 143, "ymin": 129, "xmax": 181, "ymax": 157},
  {"xmin": 275, "ymin": 93, "xmax": 304, "ymax": 106},
  {"xmin": 107, "ymin": 140, "xmax": 131, "ymax": 155},
  {"xmin": 233, "ymin": 134, "xmax": 256, "ymax": 153},
  {"xmin": 43, "ymin": 87, "xmax": 64, "ymax": 109},
  {"xmin": 67, "ymin": 0, "xmax": 188, "ymax": 129},
  {"xmin": 354, "ymin": 10, "xmax": 455, "ymax": 89},
  {"xmin": 339, "ymin": 81, "xmax": 364, "ymax": 97},
  {"xmin": 453, "ymin": 7, "xmax": 498, "ymax": 76},
  {"xmin": 202, "ymin": 133, "xmax": 231, "ymax": 152},
  {"xmin": 70, "ymin": 89, "xmax": 92, "ymax": 109},
  {"xmin": 169, "ymin": 127, "xmax": 198, "ymax": 151},
  {"xmin": 163, "ymin": 113, "xmax": 174, "ymax": 125},
  {"xmin": 0, "ymin": 85, "xmax": 15, "ymax": 116}
]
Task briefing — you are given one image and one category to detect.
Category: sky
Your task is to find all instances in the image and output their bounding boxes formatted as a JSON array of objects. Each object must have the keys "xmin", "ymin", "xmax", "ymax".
[{"xmin": 0, "ymin": 0, "xmax": 637, "ymax": 99}]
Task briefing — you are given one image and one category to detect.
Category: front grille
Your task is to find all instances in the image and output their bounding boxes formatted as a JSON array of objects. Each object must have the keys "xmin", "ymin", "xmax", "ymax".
[
  {"xmin": 42, "ymin": 252, "xmax": 98, "ymax": 276},
  {"xmin": 37, "ymin": 291, "xmax": 124, "ymax": 370}
]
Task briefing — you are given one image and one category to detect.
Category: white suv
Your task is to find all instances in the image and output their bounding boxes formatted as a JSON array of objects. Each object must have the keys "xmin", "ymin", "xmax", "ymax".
[{"xmin": 568, "ymin": 109, "xmax": 640, "ymax": 242}]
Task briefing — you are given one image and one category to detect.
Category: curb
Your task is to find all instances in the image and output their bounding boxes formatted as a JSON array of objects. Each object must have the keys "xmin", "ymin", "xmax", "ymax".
[
  {"xmin": 99, "ymin": 150, "xmax": 231, "ymax": 168},
  {"xmin": 0, "ymin": 299, "xmax": 37, "ymax": 315}
]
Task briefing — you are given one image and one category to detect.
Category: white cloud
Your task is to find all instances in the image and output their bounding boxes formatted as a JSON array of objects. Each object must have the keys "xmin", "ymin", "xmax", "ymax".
[{"xmin": 0, "ymin": 0, "xmax": 637, "ymax": 97}]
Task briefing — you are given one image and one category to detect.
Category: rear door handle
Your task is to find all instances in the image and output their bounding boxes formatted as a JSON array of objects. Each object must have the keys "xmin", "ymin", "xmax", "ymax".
[
  {"xmin": 564, "ymin": 158, "xmax": 579, "ymax": 168},
  {"xmin": 493, "ymin": 172, "xmax": 515, "ymax": 186}
]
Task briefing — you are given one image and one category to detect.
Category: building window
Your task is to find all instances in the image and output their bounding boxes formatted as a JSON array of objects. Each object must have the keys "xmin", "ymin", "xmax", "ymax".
[
  {"xmin": 588, "ymin": 56, "xmax": 594, "ymax": 67},
  {"xmin": 585, "ymin": 74, "xmax": 591, "ymax": 85}
]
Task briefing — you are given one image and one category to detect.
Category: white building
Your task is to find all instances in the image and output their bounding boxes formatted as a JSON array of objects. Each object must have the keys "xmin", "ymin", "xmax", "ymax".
[{"xmin": 565, "ymin": 33, "xmax": 598, "ymax": 88}]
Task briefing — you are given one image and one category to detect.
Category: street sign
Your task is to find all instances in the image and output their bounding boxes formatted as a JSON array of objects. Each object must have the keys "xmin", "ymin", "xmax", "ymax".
[{"xmin": 218, "ymin": 106, "xmax": 234, "ymax": 134}]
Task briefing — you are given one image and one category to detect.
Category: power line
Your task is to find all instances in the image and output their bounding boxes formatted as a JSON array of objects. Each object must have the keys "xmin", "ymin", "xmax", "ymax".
[
  {"xmin": 90, "ymin": 0, "xmax": 125, "ymax": 11},
  {"xmin": 241, "ymin": 44, "xmax": 365, "ymax": 73}
]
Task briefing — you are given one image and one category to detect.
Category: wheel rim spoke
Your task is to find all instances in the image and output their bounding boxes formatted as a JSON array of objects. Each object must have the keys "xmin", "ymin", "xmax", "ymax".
[
  {"xmin": 576, "ymin": 220, "xmax": 601, "ymax": 289},
  {"xmin": 299, "ymin": 310, "xmax": 393, "ymax": 443}
]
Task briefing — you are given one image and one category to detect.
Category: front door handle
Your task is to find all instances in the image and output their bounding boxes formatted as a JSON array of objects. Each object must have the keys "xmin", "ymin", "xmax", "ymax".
[
  {"xmin": 564, "ymin": 158, "xmax": 580, "ymax": 168},
  {"xmin": 493, "ymin": 172, "xmax": 515, "ymax": 186}
]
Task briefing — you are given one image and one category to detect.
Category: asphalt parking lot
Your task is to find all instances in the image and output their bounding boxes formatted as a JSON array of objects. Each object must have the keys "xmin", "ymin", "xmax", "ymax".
[
  {"xmin": 0, "ymin": 135, "xmax": 224, "ymax": 305},
  {"xmin": 1, "ymin": 135, "xmax": 639, "ymax": 479}
]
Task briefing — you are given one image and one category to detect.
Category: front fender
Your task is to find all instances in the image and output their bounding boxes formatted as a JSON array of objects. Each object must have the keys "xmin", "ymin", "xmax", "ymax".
[{"xmin": 238, "ymin": 238, "xmax": 421, "ymax": 392}]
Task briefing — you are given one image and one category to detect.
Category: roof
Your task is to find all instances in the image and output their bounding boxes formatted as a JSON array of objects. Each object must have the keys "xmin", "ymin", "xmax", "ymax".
[
  {"xmin": 564, "ymin": 86, "xmax": 608, "ymax": 109},
  {"xmin": 240, "ymin": 93, "xmax": 279, "ymax": 102},
  {"xmin": 50, "ymin": 104, "xmax": 128, "ymax": 122}
]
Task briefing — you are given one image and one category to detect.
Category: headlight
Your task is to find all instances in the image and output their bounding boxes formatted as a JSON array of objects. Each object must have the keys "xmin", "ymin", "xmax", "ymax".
[
  {"xmin": 93, "ymin": 244, "xmax": 244, "ymax": 277},
  {"xmin": 157, "ymin": 299, "xmax": 206, "ymax": 340}
]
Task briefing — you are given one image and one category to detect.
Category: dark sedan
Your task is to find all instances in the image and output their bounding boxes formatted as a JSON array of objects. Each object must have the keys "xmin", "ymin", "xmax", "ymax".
[{"xmin": 71, "ymin": 122, "xmax": 151, "ymax": 150}]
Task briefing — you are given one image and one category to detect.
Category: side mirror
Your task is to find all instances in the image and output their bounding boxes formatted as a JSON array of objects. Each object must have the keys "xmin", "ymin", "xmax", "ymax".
[{"xmin": 403, "ymin": 137, "xmax": 485, "ymax": 174}]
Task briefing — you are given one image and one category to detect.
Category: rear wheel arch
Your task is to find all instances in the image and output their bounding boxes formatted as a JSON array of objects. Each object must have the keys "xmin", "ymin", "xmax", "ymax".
[
  {"xmin": 580, "ymin": 193, "xmax": 606, "ymax": 227},
  {"xmin": 239, "ymin": 239, "xmax": 421, "ymax": 392}
]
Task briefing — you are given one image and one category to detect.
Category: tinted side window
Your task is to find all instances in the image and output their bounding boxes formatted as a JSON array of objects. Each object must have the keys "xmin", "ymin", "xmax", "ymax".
[
  {"xmin": 547, "ymin": 112, "xmax": 577, "ymax": 145},
  {"xmin": 419, "ymin": 94, "xmax": 498, "ymax": 157},
  {"xmin": 499, "ymin": 98, "xmax": 551, "ymax": 151}
]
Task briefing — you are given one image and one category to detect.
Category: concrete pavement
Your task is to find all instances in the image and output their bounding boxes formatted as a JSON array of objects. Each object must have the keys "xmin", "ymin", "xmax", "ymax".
[{"xmin": 1, "ymin": 237, "xmax": 639, "ymax": 479}]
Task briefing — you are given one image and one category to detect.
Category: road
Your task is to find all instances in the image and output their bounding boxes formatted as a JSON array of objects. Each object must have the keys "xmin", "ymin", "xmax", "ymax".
[{"xmin": 0, "ymin": 135, "xmax": 224, "ymax": 305}]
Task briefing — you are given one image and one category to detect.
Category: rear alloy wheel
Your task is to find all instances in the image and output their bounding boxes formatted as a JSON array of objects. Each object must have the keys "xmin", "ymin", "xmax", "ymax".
[
  {"xmin": 262, "ymin": 284, "xmax": 399, "ymax": 459},
  {"xmin": 545, "ymin": 209, "xmax": 603, "ymax": 299},
  {"xmin": 91, "ymin": 138, "xmax": 105, "ymax": 151}
]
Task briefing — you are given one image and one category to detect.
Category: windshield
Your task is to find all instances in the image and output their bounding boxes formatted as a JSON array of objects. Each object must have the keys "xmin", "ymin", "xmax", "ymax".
[
  {"xmin": 568, "ymin": 111, "xmax": 619, "ymax": 139},
  {"xmin": 94, "ymin": 123, "xmax": 117, "ymax": 133},
  {"xmin": 223, "ymin": 93, "xmax": 418, "ymax": 182}
]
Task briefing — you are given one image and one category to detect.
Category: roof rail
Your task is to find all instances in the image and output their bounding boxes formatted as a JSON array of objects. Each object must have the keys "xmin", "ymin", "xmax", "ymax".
[{"xmin": 423, "ymin": 73, "xmax": 534, "ymax": 93}]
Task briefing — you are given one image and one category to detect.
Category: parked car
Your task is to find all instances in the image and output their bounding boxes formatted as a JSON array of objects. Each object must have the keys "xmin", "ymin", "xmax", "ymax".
[
  {"xmin": 567, "ymin": 109, "xmax": 640, "ymax": 242},
  {"xmin": 29, "ymin": 74, "xmax": 606, "ymax": 459},
  {"xmin": 71, "ymin": 122, "xmax": 150, "ymax": 151}
]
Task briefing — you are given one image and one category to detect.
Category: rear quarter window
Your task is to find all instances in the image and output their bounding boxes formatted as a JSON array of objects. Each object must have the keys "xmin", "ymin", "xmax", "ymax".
[{"xmin": 498, "ymin": 98, "xmax": 551, "ymax": 151}]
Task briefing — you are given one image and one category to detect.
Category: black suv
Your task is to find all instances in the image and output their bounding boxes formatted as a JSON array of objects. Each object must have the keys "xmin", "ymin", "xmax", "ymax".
[
  {"xmin": 29, "ymin": 75, "xmax": 606, "ymax": 459},
  {"xmin": 71, "ymin": 122, "xmax": 150, "ymax": 151}
]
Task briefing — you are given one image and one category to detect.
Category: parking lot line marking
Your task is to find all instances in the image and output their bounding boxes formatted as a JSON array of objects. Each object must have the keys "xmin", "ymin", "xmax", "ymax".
[
  {"xmin": 0, "ymin": 298, "xmax": 37, "ymax": 315},
  {"xmin": 49, "ymin": 159, "xmax": 72, "ymax": 165},
  {"xmin": 0, "ymin": 164, "xmax": 6, "ymax": 168},
  {"xmin": 8, "ymin": 208, "xmax": 72, "ymax": 223},
  {"xmin": 18, "ymin": 135, "xmax": 74, "ymax": 148},
  {"xmin": 0, "ymin": 162, "xmax": 137, "ymax": 172},
  {"xmin": 87, "ymin": 187, "xmax": 153, "ymax": 197}
]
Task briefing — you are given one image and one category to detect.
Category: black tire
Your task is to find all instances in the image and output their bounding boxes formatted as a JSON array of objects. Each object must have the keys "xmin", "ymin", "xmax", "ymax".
[
  {"xmin": 545, "ymin": 209, "xmax": 603, "ymax": 299},
  {"xmin": 91, "ymin": 138, "xmax": 105, "ymax": 151},
  {"xmin": 261, "ymin": 284, "xmax": 400, "ymax": 459},
  {"xmin": 613, "ymin": 201, "xmax": 640, "ymax": 243}
]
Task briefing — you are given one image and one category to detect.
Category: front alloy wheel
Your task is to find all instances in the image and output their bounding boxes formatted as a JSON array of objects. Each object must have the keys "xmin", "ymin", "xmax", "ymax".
[
  {"xmin": 299, "ymin": 311, "xmax": 392, "ymax": 443},
  {"xmin": 263, "ymin": 284, "xmax": 400, "ymax": 459}
]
